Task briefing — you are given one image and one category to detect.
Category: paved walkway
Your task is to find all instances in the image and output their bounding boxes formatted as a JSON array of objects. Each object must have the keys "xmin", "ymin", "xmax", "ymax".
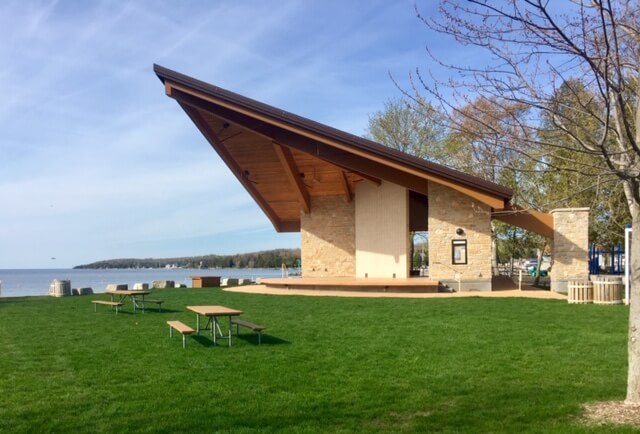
[{"xmin": 224, "ymin": 277, "xmax": 567, "ymax": 300}]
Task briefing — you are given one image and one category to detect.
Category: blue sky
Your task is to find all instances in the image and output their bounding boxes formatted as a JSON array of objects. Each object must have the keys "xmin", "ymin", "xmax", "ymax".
[{"xmin": 1, "ymin": 0, "xmax": 457, "ymax": 269}]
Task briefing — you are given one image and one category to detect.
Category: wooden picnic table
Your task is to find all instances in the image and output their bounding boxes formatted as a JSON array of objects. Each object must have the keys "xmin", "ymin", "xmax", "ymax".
[
  {"xmin": 186, "ymin": 305, "xmax": 243, "ymax": 346},
  {"xmin": 107, "ymin": 289, "xmax": 151, "ymax": 313}
]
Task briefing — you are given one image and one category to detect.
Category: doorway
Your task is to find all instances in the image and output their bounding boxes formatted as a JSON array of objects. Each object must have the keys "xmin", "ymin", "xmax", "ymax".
[{"xmin": 409, "ymin": 191, "xmax": 429, "ymax": 277}]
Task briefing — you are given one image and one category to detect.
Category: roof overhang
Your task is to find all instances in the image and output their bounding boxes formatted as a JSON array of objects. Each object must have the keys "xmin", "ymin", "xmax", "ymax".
[
  {"xmin": 154, "ymin": 64, "xmax": 514, "ymax": 232},
  {"xmin": 492, "ymin": 204, "xmax": 555, "ymax": 239}
]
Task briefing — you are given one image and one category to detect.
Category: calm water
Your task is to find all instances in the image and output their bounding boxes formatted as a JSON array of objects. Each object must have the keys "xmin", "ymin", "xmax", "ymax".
[{"xmin": 0, "ymin": 268, "xmax": 283, "ymax": 298}]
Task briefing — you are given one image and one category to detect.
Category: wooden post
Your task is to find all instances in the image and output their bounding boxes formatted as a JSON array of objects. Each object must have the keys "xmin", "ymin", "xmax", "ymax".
[{"xmin": 518, "ymin": 270, "xmax": 522, "ymax": 291}]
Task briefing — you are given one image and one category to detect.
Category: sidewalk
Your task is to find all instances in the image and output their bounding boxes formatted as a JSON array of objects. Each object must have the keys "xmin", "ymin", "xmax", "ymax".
[{"xmin": 224, "ymin": 279, "xmax": 567, "ymax": 300}]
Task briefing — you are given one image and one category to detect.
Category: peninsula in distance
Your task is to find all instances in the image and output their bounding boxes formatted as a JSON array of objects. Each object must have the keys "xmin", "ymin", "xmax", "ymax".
[{"xmin": 74, "ymin": 248, "xmax": 301, "ymax": 270}]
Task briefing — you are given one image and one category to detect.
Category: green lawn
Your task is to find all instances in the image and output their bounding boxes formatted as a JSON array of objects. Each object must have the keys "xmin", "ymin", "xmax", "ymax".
[{"xmin": 0, "ymin": 288, "xmax": 633, "ymax": 433}]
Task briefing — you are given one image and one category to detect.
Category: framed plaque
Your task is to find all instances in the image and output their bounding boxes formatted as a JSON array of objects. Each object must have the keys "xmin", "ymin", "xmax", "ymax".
[{"xmin": 452, "ymin": 239, "xmax": 467, "ymax": 265}]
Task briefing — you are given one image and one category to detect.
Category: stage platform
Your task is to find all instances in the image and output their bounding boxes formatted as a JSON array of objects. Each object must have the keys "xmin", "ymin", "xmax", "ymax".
[{"xmin": 260, "ymin": 277, "xmax": 440, "ymax": 293}]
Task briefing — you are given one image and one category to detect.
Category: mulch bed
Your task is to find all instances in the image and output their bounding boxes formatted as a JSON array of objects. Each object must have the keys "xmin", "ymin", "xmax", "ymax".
[{"xmin": 582, "ymin": 401, "xmax": 640, "ymax": 427}]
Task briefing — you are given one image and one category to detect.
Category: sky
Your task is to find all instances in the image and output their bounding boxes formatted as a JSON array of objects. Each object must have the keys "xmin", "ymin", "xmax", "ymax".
[{"xmin": 0, "ymin": 0, "xmax": 460, "ymax": 269}]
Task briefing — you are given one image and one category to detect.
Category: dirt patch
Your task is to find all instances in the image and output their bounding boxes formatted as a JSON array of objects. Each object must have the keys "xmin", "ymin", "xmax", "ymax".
[{"xmin": 582, "ymin": 401, "xmax": 640, "ymax": 427}]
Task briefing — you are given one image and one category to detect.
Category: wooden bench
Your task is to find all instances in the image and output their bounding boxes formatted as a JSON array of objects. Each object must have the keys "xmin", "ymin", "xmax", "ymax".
[
  {"xmin": 137, "ymin": 299, "xmax": 164, "ymax": 313},
  {"xmin": 92, "ymin": 300, "xmax": 123, "ymax": 314},
  {"xmin": 167, "ymin": 320, "xmax": 195, "ymax": 349},
  {"xmin": 231, "ymin": 318, "xmax": 266, "ymax": 345}
]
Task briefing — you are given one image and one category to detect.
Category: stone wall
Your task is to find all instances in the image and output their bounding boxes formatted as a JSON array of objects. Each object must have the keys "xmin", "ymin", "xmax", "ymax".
[
  {"xmin": 300, "ymin": 195, "xmax": 355, "ymax": 277},
  {"xmin": 550, "ymin": 208, "xmax": 590, "ymax": 293},
  {"xmin": 355, "ymin": 181, "xmax": 409, "ymax": 278},
  {"xmin": 428, "ymin": 182, "xmax": 492, "ymax": 291}
]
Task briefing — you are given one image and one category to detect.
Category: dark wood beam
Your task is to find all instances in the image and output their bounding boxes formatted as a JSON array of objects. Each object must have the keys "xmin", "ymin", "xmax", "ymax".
[
  {"xmin": 169, "ymin": 87, "xmax": 427, "ymax": 194},
  {"xmin": 168, "ymin": 87, "xmax": 427, "ymax": 193},
  {"xmin": 273, "ymin": 143, "xmax": 311, "ymax": 214},
  {"xmin": 326, "ymin": 161, "xmax": 381, "ymax": 186},
  {"xmin": 167, "ymin": 83, "xmax": 506, "ymax": 209},
  {"xmin": 339, "ymin": 171, "xmax": 352, "ymax": 203},
  {"xmin": 176, "ymin": 102, "xmax": 290, "ymax": 232},
  {"xmin": 279, "ymin": 220, "xmax": 301, "ymax": 232}
]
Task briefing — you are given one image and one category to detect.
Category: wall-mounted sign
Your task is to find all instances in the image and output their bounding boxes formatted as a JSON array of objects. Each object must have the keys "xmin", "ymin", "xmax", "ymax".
[{"xmin": 452, "ymin": 239, "xmax": 467, "ymax": 265}]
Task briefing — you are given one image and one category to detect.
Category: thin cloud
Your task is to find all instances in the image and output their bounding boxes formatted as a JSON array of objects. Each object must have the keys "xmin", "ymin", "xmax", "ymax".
[{"xmin": 0, "ymin": 0, "xmax": 450, "ymax": 268}]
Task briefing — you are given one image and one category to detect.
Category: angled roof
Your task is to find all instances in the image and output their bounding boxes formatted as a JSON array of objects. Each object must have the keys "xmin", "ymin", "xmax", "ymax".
[{"xmin": 154, "ymin": 64, "xmax": 513, "ymax": 232}]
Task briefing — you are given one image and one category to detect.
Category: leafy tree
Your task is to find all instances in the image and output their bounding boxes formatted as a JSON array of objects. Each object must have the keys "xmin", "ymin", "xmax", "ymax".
[{"xmin": 366, "ymin": 97, "xmax": 448, "ymax": 160}]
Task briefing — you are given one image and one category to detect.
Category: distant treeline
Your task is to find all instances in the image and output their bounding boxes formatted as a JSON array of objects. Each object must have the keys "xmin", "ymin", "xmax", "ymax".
[{"xmin": 74, "ymin": 248, "xmax": 301, "ymax": 269}]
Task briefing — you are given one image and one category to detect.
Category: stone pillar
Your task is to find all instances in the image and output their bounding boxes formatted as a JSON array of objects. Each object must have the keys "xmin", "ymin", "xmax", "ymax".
[
  {"xmin": 428, "ymin": 182, "xmax": 492, "ymax": 291},
  {"xmin": 301, "ymin": 195, "xmax": 355, "ymax": 277},
  {"xmin": 550, "ymin": 208, "xmax": 590, "ymax": 293}
]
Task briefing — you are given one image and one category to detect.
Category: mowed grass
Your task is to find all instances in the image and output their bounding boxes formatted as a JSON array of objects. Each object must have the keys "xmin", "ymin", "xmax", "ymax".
[{"xmin": 0, "ymin": 288, "xmax": 633, "ymax": 433}]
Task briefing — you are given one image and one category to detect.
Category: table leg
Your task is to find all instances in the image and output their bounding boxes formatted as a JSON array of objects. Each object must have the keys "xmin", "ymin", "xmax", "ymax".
[
  {"xmin": 228, "ymin": 316, "xmax": 232, "ymax": 347},
  {"xmin": 213, "ymin": 316, "xmax": 218, "ymax": 346},
  {"xmin": 196, "ymin": 313, "xmax": 200, "ymax": 335}
]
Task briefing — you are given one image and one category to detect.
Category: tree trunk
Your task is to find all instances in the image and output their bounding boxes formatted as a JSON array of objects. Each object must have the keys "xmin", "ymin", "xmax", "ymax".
[{"xmin": 625, "ymin": 192, "xmax": 640, "ymax": 404}]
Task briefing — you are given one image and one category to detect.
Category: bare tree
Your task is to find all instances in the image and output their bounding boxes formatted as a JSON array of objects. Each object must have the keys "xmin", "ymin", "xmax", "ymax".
[{"xmin": 413, "ymin": 0, "xmax": 640, "ymax": 404}]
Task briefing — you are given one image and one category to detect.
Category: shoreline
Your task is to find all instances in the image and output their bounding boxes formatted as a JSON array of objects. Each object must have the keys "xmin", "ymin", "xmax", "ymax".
[{"xmin": 0, "ymin": 267, "xmax": 283, "ymax": 298}]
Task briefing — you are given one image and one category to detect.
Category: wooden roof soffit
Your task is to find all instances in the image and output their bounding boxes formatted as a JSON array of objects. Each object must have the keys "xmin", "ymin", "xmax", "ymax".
[
  {"xmin": 330, "ymin": 162, "xmax": 381, "ymax": 186},
  {"xmin": 169, "ymin": 85, "xmax": 431, "ymax": 196},
  {"xmin": 339, "ymin": 171, "xmax": 353, "ymax": 203},
  {"xmin": 176, "ymin": 102, "xmax": 299, "ymax": 232},
  {"xmin": 166, "ymin": 81, "xmax": 505, "ymax": 209},
  {"xmin": 272, "ymin": 143, "xmax": 311, "ymax": 214},
  {"xmin": 491, "ymin": 204, "xmax": 554, "ymax": 239}
]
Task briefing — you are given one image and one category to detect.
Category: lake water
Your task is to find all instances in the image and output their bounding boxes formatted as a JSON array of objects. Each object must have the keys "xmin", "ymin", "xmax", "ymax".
[{"xmin": 0, "ymin": 268, "xmax": 283, "ymax": 298}]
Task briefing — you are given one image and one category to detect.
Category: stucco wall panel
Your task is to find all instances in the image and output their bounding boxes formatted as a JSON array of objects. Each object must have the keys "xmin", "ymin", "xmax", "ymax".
[{"xmin": 355, "ymin": 181, "xmax": 409, "ymax": 278}]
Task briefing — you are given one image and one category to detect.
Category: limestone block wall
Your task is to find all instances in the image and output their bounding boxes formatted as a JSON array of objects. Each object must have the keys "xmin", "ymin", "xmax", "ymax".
[
  {"xmin": 428, "ymin": 182, "xmax": 492, "ymax": 291},
  {"xmin": 550, "ymin": 208, "xmax": 589, "ymax": 293},
  {"xmin": 355, "ymin": 181, "xmax": 409, "ymax": 278},
  {"xmin": 301, "ymin": 195, "xmax": 355, "ymax": 277}
]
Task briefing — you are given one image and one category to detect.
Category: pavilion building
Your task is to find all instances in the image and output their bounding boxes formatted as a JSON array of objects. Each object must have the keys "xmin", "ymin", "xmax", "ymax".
[{"xmin": 155, "ymin": 65, "xmax": 588, "ymax": 293}]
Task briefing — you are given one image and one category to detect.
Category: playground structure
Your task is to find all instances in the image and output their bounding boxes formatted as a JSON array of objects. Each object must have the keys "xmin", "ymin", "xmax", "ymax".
[{"xmin": 589, "ymin": 244, "xmax": 625, "ymax": 275}]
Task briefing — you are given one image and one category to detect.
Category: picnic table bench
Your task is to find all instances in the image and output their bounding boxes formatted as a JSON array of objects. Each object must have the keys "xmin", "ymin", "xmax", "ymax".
[
  {"xmin": 136, "ymin": 299, "xmax": 164, "ymax": 313},
  {"xmin": 167, "ymin": 320, "xmax": 195, "ymax": 349},
  {"xmin": 231, "ymin": 318, "xmax": 266, "ymax": 345},
  {"xmin": 92, "ymin": 300, "xmax": 123, "ymax": 314}
]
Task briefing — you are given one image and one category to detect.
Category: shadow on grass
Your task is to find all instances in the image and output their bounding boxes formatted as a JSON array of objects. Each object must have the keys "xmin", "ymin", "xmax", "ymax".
[
  {"xmin": 191, "ymin": 335, "xmax": 216, "ymax": 347},
  {"xmin": 0, "ymin": 297, "xmax": 40, "ymax": 304},
  {"xmin": 188, "ymin": 334, "xmax": 290, "ymax": 347},
  {"xmin": 235, "ymin": 334, "xmax": 290, "ymax": 346},
  {"xmin": 108, "ymin": 308, "xmax": 181, "ymax": 315},
  {"xmin": 137, "ymin": 308, "xmax": 182, "ymax": 314}
]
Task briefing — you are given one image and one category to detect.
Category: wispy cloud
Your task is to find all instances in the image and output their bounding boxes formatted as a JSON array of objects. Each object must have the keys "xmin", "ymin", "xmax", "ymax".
[{"xmin": 0, "ymin": 0, "xmax": 448, "ymax": 268}]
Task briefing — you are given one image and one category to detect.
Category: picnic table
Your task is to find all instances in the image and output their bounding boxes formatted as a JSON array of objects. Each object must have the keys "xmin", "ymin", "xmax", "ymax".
[
  {"xmin": 107, "ymin": 289, "xmax": 151, "ymax": 313},
  {"xmin": 186, "ymin": 305, "xmax": 243, "ymax": 346}
]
